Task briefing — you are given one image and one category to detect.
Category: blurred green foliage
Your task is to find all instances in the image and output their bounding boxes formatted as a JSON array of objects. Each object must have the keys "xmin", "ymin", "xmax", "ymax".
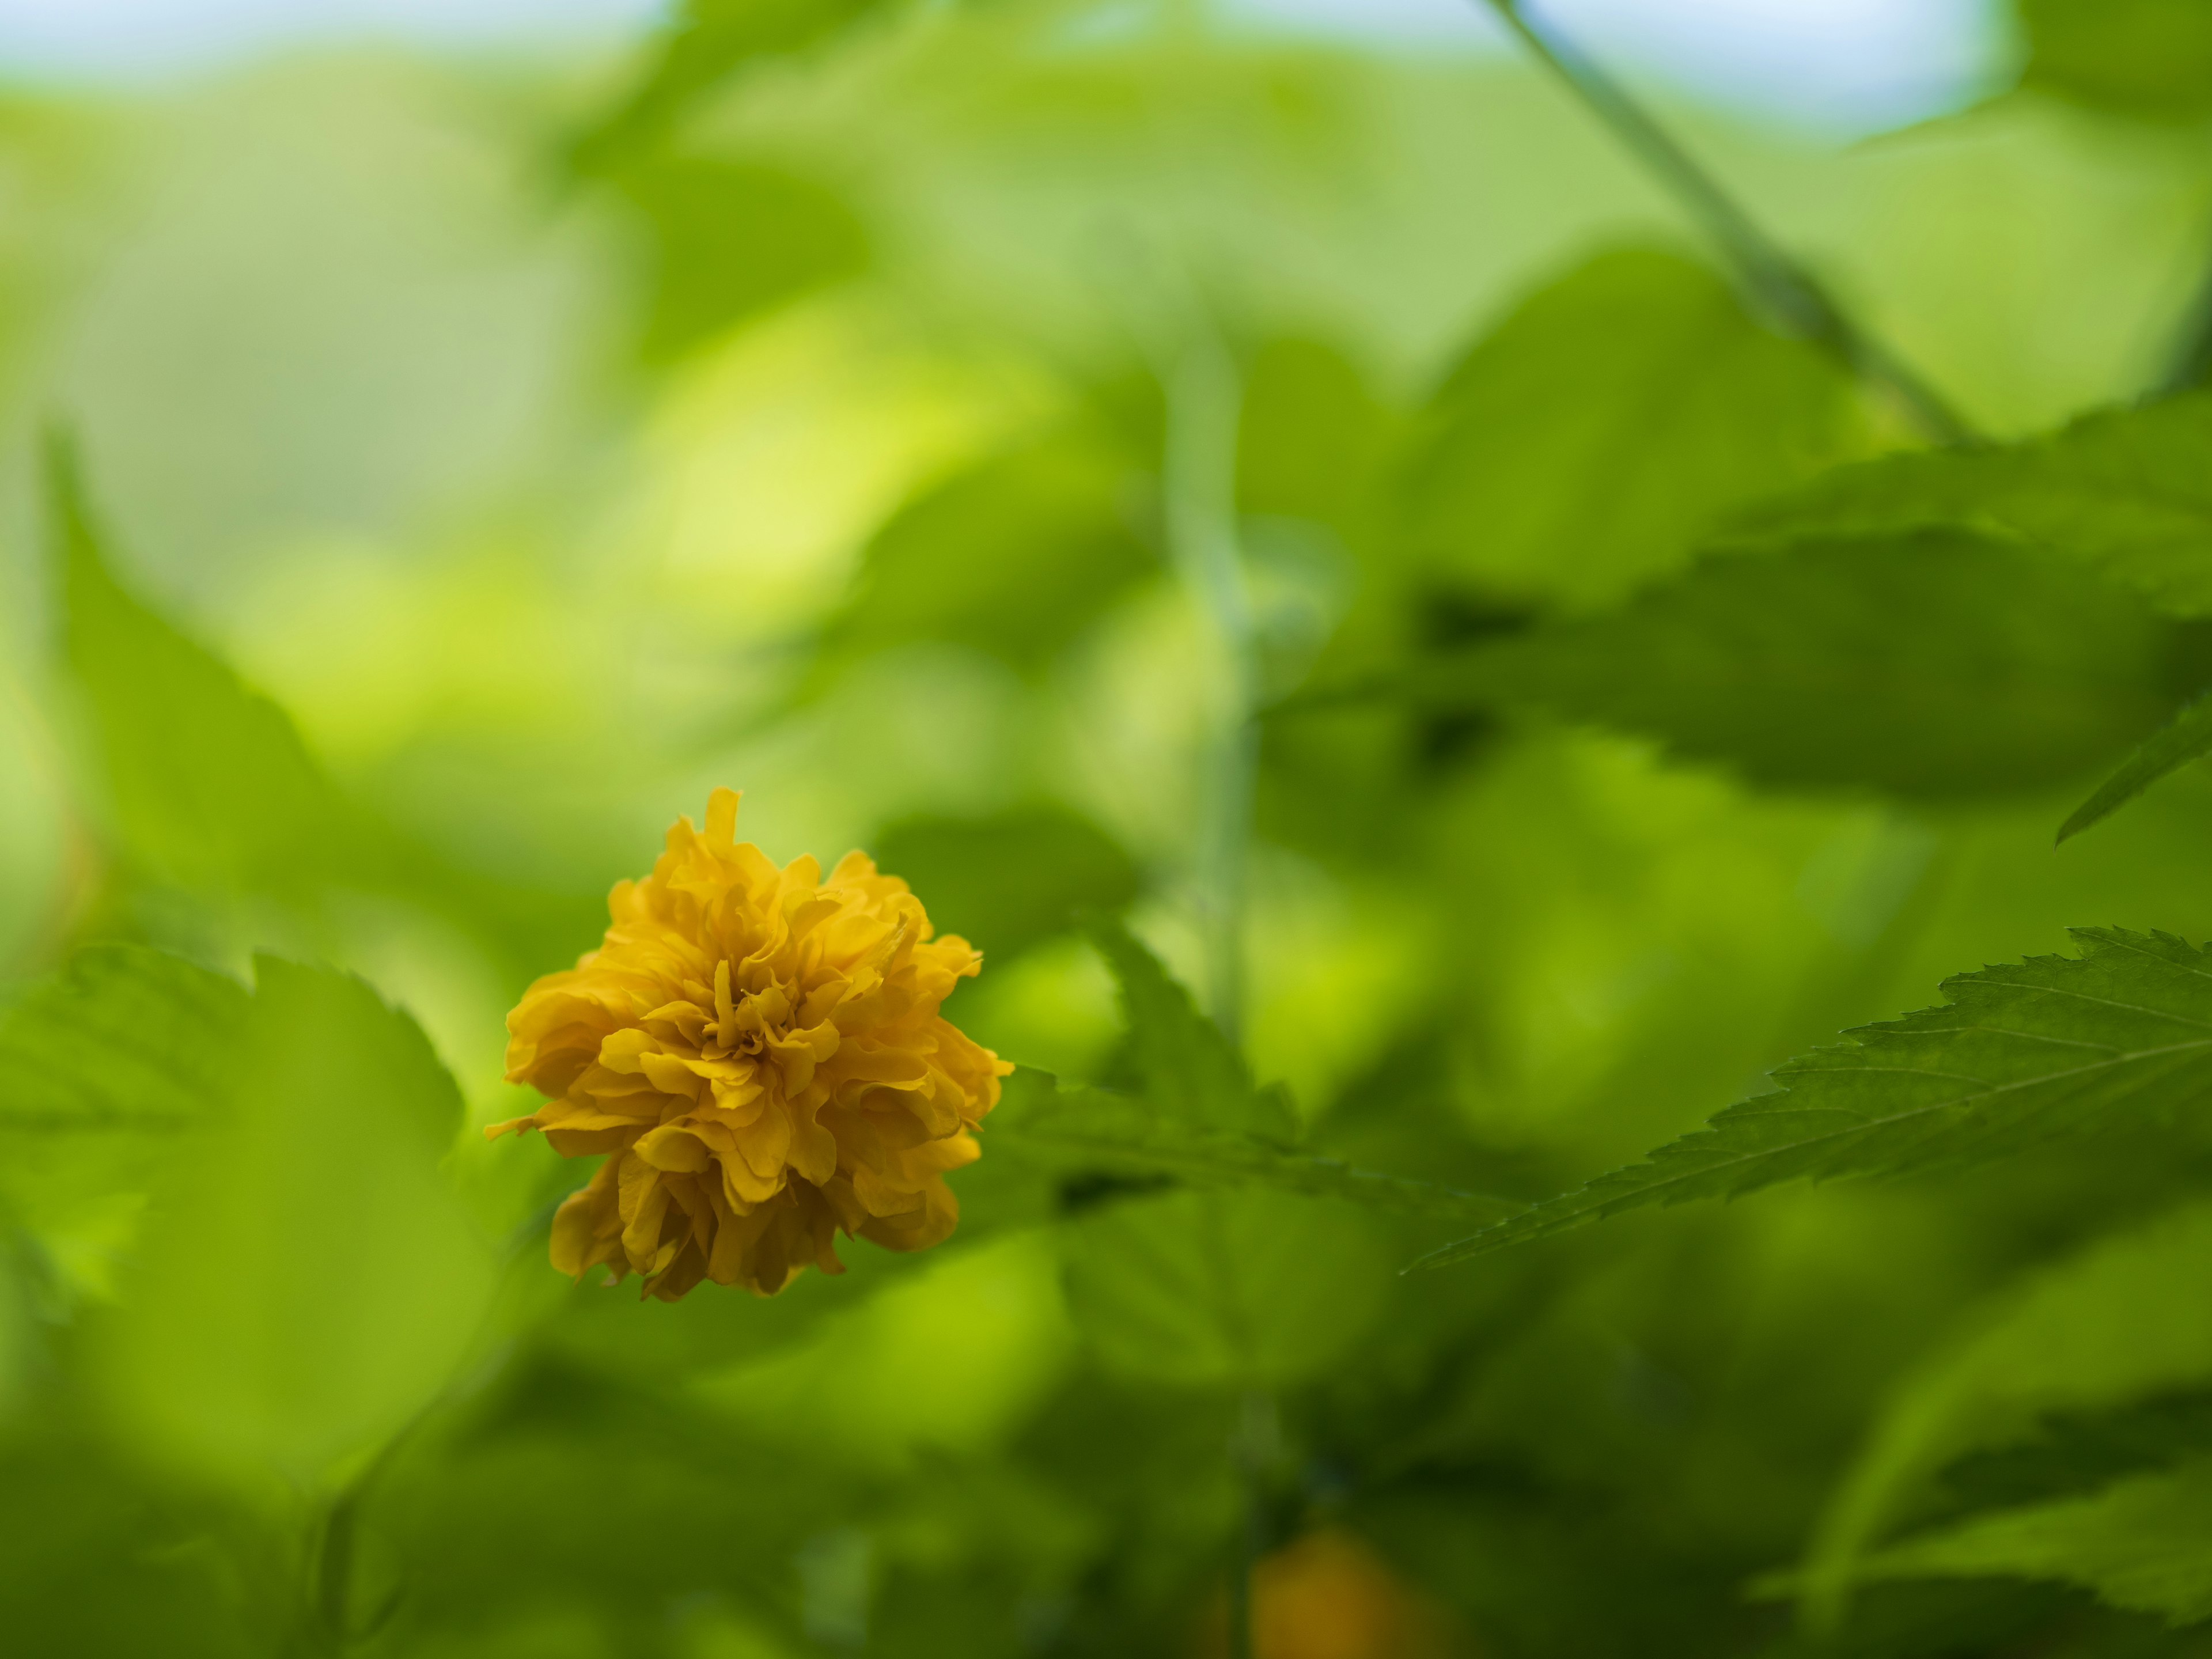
[{"xmin": 12, "ymin": 2, "xmax": 2212, "ymax": 1657}]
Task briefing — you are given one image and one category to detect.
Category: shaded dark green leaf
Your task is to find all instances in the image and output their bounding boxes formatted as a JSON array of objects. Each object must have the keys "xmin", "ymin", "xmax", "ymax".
[
  {"xmin": 1422, "ymin": 529, "xmax": 2195, "ymax": 800},
  {"xmin": 1728, "ymin": 392, "xmax": 2212, "ymax": 618},
  {"xmin": 2058, "ymin": 692, "xmax": 2212, "ymax": 843},
  {"xmin": 2017, "ymin": 0, "xmax": 2212, "ymax": 120},
  {"xmin": 1414, "ymin": 927, "xmax": 2212, "ymax": 1270},
  {"xmin": 984, "ymin": 1068, "xmax": 1512, "ymax": 1225}
]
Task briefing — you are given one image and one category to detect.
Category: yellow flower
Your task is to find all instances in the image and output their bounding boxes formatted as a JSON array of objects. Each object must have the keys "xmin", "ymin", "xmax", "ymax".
[{"xmin": 490, "ymin": 788, "xmax": 1009, "ymax": 1299}]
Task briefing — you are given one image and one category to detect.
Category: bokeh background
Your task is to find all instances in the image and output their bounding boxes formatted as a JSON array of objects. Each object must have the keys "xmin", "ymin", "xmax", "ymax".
[{"xmin": 9, "ymin": 1, "xmax": 2212, "ymax": 1655}]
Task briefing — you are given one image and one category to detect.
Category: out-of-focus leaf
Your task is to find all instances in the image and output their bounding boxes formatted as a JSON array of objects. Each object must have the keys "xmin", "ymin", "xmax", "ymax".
[
  {"xmin": 2017, "ymin": 0, "xmax": 2212, "ymax": 120},
  {"xmin": 984, "ymin": 1067, "xmax": 1512, "ymax": 1224},
  {"xmin": 1060, "ymin": 1186, "xmax": 1391, "ymax": 1390},
  {"xmin": 1421, "ymin": 529, "xmax": 2198, "ymax": 800},
  {"xmin": 1412, "ymin": 928, "xmax": 2212, "ymax": 1270},
  {"xmin": 0, "ymin": 945, "xmax": 246, "ymax": 1237},
  {"xmin": 1853, "ymin": 1457, "xmax": 2212, "ymax": 1626},
  {"xmin": 614, "ymin": 154, "xmax": 868, "ymax": 360},
  {"xmin": 821, "ymin": 434, "xmax": 1155, "ymax": 678},
  {"xmin": 52, "ymin": 438, "xmax": 373, "ymax": 895},
  {"xmin": 100, "ymin": 957, "xmax": 495, "ymax": 1485},
  {"xmin": 1728, "ymin": 393, "xmax": 2212, "ymax": 618},
  {"xmin": 2059, "ymin": 692, "xmax": 2212, "ymax": 843},
  {"xmin": 1237, "ymin": 335, "xmax": 1396, "ymax": 534},
  {"xmin": 1797, "ymin": 1201, "xmax": 2212, "ymax": 1626},
  {"xmin": 1398, "ymin": 246, "xmax": 1859, "ymax": 611},
  {"xmin": 0, "ymin": 1432, "xmax": 274, "ymax": 1657},
  {"xmin": 873, "ymin": 805, "xmax": 1141, "ymax": 964},
  {"xmin": 576, "ymin": 0, "xmax": 893, "ymax": 166}
]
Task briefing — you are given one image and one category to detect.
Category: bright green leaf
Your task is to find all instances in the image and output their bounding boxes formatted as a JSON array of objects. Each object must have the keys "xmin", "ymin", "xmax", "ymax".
[
  {"xmin": 1060, "ymin": 1186, "xmax": 1391, "ymax": 1390},
  {"xmin": 52, "ymin": 438, "xmax": 373, "ymax": 895},
  {"xmin": 873, "ymin": 806, "xmax": 1141, "ymax": 964},
  {"xmin": 99, "ymin": 957, "xmax": 496, "ymax": 1486},
  {"xmin": 1798, "ymin": 1200, "xmax": 2212, "ymax": 1627},
  {"xmin": 0, "ymin": 946, "xmax": 248, "ymax": 1229},
  {"xmin": 2058, "ymin": 692, "xmax": 2212, "ymax": 843},
  {"xmin": 1727, "ymin": 392, "xmax": 2212, "ymax": 618},
  {"xmin": 1399, "ymin": 245, "xmax": 1861, "ymax": 611},
  {"xmin": 575, "ymin": 0, "xmax": 891, "ymax": 166},
  {"xmin": 820, "ymin": 434, "xmax": 1155, "ymax": 679},
  {"xmin": 1412, "ymin": 927, "xmax": 2212, "ymax": 1270},
  {"xmin": 1422, "ymin": 528, "xmax": 2198, "ymax": 800},
  {"xmin": 2017, "ymin": 0, "xmax": 2212, "ymax": 121}
]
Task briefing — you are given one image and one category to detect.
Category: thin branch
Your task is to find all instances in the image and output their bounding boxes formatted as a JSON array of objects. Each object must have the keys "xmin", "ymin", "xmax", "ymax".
[{"xmin": 1480, "ymin": 0, "xmax": 1978, "ymax": 447}]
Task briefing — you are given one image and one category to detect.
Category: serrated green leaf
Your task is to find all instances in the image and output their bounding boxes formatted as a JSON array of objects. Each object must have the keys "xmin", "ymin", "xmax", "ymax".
[
  {"xmin": 1084, "ymin": 919, "xmax": 1268, "ymax": 1137},
  {"xmin": 2058, "ymin": 692, "xmax": 2212, "ymax": 843},
  {"xmin": 984, "ymin": 1067, "xmax": 1513, "ymax": 1224},
  {"xmin": 2017, "ymin": 0, "xmax": 2212, "ymax": 121},
  {"xmin": 1399, "ymin": 245, "xmax": 1861, "ymax": 611},
  {"xmin": 1851, "ymin": 1457, "xmax": 2212, "ymax": 1627},
  {"xmin": 1412, "ymin": 927, "xmax": 2212, "ymax": 1271},
  {"xmin": 1797, "ymin": 1200, "xmax": 2212, "ymax": 1628},
  {"xmin": 99, "ymin": 957, "xmax": 495, "ymax": 1485},
  {"xmin": 0, "ymin": 946, "xmax": 248, "ymax": 1236},
  {"xmin": 1726, "ymin": 393, "xmax": 2212, "ymax": 618},
  {"xmin": 52, "ymin": 437, "xmax": 374, "ymax": 895},
  {"xmin": 1420, "ymin": 528, "xmax": 2192, "ymax": 800}
]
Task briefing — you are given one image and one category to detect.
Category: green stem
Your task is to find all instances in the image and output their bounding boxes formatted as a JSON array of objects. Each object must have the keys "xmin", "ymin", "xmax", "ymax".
[
  {"xmin": 1480, "ymin": 0, "xmax": 1976, "ymax": 447},
  {"xmin": 1164, "ymin": 317, "xmax": 1257, "ymax": 1044}
]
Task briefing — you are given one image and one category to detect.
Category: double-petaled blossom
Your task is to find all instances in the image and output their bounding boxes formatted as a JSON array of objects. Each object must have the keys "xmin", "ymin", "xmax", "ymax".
[{"xmin": 490, "ymin": 789, "xmax": 1007, "ymax": 1298}]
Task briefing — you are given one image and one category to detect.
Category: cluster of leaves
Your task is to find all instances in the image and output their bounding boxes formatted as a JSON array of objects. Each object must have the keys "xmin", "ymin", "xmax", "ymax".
[{"xmin": 14, "ymin": 0, "xmax": 2212, "ymax": 1656}]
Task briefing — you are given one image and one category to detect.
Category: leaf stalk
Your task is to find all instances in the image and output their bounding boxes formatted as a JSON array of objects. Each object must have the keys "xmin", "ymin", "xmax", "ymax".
[{"xmin": 1479, "ymin": 0, "xmax": 1976, "ymax": 447}]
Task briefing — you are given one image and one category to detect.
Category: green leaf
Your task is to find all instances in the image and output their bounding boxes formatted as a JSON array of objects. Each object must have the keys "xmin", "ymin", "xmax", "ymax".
[
  {"xmin": 983, "ymin": 1067, "xmax": 1513, "ymax": 1224},
  {"xmin": 1727, "ymin": 392, "xmax": 2212, "ymax": 618},
  {"xmin": 1236, "ymin": 335, "xmax": 1396, "ymax": 535},
  {"xmin": 1411, "ymin": 927, "xmax": 2212, "ymax": 1271},
  {"xmin": 613, "ymin": 153, "xmax": 868, "ymax": 361},
  {"xmin": 820, "ymin": 433, "xmax": 1156, "ymax": 679},
  {"xmin": 98, "ymin": 957, "xmax": 496, "ymax": 1485},
  {"xmin": 0, "ymin": 945, "xmax": 247, "ymax": 1239},
  {"xmin": 1398, "ymin": 245, "xmax": 1861, "ymax": 611},
  {"xmin": 1422, "ymin": 528, "xmax": 2193, "ymax": 800},
  {"xmin": 2058, "ymin": 692, "xmax": 2212, "ymax": 843},
  {"xmin": 1796, "ymin": 1200, "xmax": 2212, "ymax": 1627},
  {"xmin": 2017, "ymin": 0, "xmax": 2212, "ymax": 121},
  {"xmin": 575, "ymin": 0, "xmax": 891, "ymax": 166},
  {"xmin": 1085, "ymin": 918, "xmax": 1270, "ymax": 1137},
  {"xmin": 1854, "ymin": 1457, "xmax": 2212, "ymax": 1626},
  {"xmin": 872, "ymin": 805, "xmax": 1141, "ymax": 964},
  {"xmin": 51, "ymin": 437, "xmax": 373, "ymax": 895},
  {"xmin": 1060, "ymin": 1186, "xmax": 1392, "ymax": 1390}
]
